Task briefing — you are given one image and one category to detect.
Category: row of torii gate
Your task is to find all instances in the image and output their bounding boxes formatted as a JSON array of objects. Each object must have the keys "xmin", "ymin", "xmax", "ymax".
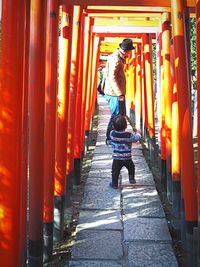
[{"xmin": 1, "ymin": 0, "xmax": 200, "ymax": 266}]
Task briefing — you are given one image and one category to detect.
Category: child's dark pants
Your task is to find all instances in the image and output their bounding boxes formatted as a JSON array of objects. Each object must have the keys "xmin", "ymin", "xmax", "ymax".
[{"xmin": 112, "ymin": 159, "xmax": 135, "ymax": 187}]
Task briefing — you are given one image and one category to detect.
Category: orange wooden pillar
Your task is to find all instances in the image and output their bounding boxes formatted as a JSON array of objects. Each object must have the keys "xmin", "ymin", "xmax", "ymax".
[
  {"xmin": 43, "ymin": 0, "xmax": 59, "ymax": 262},
  {"xmin": 66, "ymin": 5, "xmax": 83, "ymax": 190},
  {"xmin": 28, "ymin": 1, "xmax": 46, "ymax": 265},
  {"xmin": 161, "ymin": 12, "xmax": 172, "ymax": 194},
  {"xmin": 90, "ymin": 34, "xmax": 100, "ymax": 117},
  {"xmin": 135, "ymin": 44, "xmax": 142, "ymax": 130},
  {"xmin": 159, "ymin": 23, "xmax": 167, "ymax": 191},
  {"xmin": 0, "ymin": 1, "xmax": 27, "ymax": 266},
  {"xmin": 143, "ymin": 33, "xmax": 155, "ymax": 139},
  {"xmin": 142, "ymin": 33, "xmax": 155, "ymax": 162},
  {"xmin": 54, "ymin": 4, "xmax": 72, "ymax": 241},
  {"xmin": 157, "ymin": 28, "xmax": 167, "ymax": 189},
  {"xmin": 125, "ymin": 56, "xmax": 131, "ymax": 118},
  {"xmin": 141, "ymin": 39, "xmax": 147, "ymax": 136},
  {"xmin": 127, "ymin": 49, "xmax": 136, "ymax": 123},
  {"xmin": 83, "ymin": 17, "xmax": 94, "ymax": 149},
  {"xmin": 20, "ymin": 2, "xmax": 30, "ymax": 265},
  {"xmin": 74, "ymin": 11, "xmax": 86, "ymax": 173},
  {"xmin": 80, "ymin": 15, "xmax": 91, "ymax": 152},
  {"xmin": 85, "ymin": 30, "xmax": 94, "ymax": 135},
  {"xmin": 171, "ymin": 0, "xmax": 197, "ymax": 260},
  {"xmin": 171, "ymin": 45, "xmax": 181, "ymax": 224},
  {"xmin": 196, "ymin": 0, "xmax": 200, "ymax": 264}
]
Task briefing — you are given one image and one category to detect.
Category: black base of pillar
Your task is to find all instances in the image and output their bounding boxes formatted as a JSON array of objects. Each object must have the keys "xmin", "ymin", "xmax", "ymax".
[
  {"xmin": 161, "ymin": 159, "xmax": 167, "ymax": 192},
  {"xmin": 180, "ymin": 198, "xmax": 187, "ymax": 250},
  {"xmin": 186, "ymin": 222, "xmax": 197, "ymax": 267},
  {"xmin": 172, "ymin": 181, "xmax": 181, "ymax": 220},
  {"xmin": 74, "ymin": 158, "xmax": 82, "ymax": 186},
  {"xmin": 54, "ymin": 195, "xmax": 65, "ymax": 242},
  {"xmin": 28, "ymin": 239, "xmax": 43, "ymax": 267},
  {"xmin": 65, "ymin": 171, "xmax": 74, "ymax": 207},
  {"xmin": 85, "ymin": 130, "xmax": 90, "ymax": 151},
  {"xmin": 43, "ymin": 223, "xmax": 53, "ymax": 263},
  {"xmin": 166, "ymin": 171, "xmax": 172, "ymax": 203}
]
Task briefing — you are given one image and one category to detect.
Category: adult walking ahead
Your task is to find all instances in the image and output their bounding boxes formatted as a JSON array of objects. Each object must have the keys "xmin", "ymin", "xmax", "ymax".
[{"xmin": 104, "ymin": 38, "xmax": 135, "ymax": 145}]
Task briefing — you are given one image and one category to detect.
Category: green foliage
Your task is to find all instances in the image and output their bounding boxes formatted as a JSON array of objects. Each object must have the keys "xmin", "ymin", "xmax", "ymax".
[
  {"xmin": 152, "ymin": 44, "xmax": 157, "ymax": 82},
  {"xmin": 190, "ymin": 17, "xmax": 196, "ymax": 78}
]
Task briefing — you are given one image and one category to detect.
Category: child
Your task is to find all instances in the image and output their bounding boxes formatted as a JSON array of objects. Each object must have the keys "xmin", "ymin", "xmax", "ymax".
[{"xmin": 109, "ymin": 115, "xmax": 141, "ymax": 189}]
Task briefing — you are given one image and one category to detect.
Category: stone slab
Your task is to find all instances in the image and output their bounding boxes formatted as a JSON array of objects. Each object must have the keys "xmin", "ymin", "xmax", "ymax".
[
  {"xmin": 76, "ymin": 210, "xmax": 122, "ymax": 231},
  {"xmin": 81, "ymin": 185, "xmax": 120, "ymax": 210},
  {"xmin": 122, "ymin": 186, "xmax": 159, "ymax": 199},
  {"xmin": 85, "ymin": 177, "xmax": 111, "ymax": 187},
  {"xmin": 88, "ymin": 168, "xmax": 112, "ymax": 179},
  {"xmin": 121, "ymin": 172, "xmax": 155, "ymax": 186},
  {"xmin": 68, "ymin": 261, "xmax": 123, "ymax": 267},
  {"xmin": 95, "ymin": 140, "xmax": 109, "ymax": 147},
  {"xmin": 98, "ymin": 117, "xmax": 110, "ymax": 122},
  {"xmin": 131, "ymin": 149, "xmax": 143, "ymax": 157},
  {"xmin": 93, "ymin": 146, "xmax": 112, "ymax": 154},
  {"xmin": 122, "ymin": 196, "xmax": 165, "ymax": 218},
  {"xmin": 123, "ymin": 216, "xmax": 171, "ymax": 241},
  {"xmin": 133, "ymin": 159, "xmax": 149, "ymax": 169},
  {"xmin": 126, "ymin": 241, "xmax": 178, "ymax": 267},
  {"xmin": 91, "ymin": 159, "xmax": 112, "ymax": 168},
  {"xmin": 98, "ymin": 123, "xmax": 109, "ymax": 129},
  {"xmin": 71, "ymin": 230, "xmax": 123, "ymax": 260},
  {"xmin": 92, "ymin": 154, "xmax": 112, "ymax": 161}
]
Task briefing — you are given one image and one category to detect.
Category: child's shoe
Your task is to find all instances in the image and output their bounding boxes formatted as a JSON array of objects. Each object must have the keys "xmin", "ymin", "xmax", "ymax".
[
  {"xmin": 129, "ymin": 175, "xmax": 136, "ymax": 184},
  {"xmin": 109, "ymin": 182, "xmax": 118, "ymax": 189},
  {"xmin": 106, "ymin": 138, "xmax": 112, "ymax": 145}
]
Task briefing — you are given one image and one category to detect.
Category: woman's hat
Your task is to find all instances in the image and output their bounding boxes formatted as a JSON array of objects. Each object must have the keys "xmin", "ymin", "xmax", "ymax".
[{"xmin": 119, "ymin": 39, "xmax": 134, "ymax": 51}]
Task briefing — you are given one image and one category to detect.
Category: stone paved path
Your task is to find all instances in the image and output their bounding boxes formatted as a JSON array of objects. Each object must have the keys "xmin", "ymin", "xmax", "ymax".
[{"xmin": 67, "ymin": 96, "xmax": 179, "ymax": 267}]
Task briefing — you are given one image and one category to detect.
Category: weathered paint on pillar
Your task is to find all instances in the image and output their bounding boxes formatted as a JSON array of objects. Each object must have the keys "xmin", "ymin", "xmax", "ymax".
[
  {"xmin": 54, "ymin": 4, "xmax": 73, "ymax": 241},
  {"xmin": 43, "ymin": 0, "xmax": 59, "ymax": 262},
  {"xmin": 28, "ymin": 1, "xmax": 46, "ymax": 265},
  {"xmin": 196, "ymin": 0, "xmax": 200, "ymax": 264},
  {"xmin": 0, "ymin": 1, "xmax": 26, "ymax": 266}
]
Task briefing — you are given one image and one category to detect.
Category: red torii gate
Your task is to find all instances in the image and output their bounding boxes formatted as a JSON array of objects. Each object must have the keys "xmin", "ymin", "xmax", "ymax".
[{"xmin": 0, "ymin": 0, "xmax": 200, "ymax": 266}]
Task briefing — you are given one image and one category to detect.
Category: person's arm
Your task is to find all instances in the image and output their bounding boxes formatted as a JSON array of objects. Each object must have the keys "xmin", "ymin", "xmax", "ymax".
[{"xmin": 130, "ymin": 131, "xmax": 141, "ymax": 142}]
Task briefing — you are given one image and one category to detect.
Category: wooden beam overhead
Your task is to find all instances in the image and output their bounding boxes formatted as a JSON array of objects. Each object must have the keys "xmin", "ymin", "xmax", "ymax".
[
  {"xmin": 88, "ymin": 5, "xmax": 171, "ymax": 11},
  {"xmin": 85, "ymin": 10, "xmax": 162, "ymax": 18},
  {"xmin": 95, "ymin": 32, "xmax": 143, "ymax": 37},
  {"xmin": 59, "ymin": 1, "xmax": 195, "ymax": 8},
  {"xmin": 93, "ymin": 25, "xmax": 160, "ymax": 33},
  {"xmin": 95, "ymin": 33, "xmax": 156, "ymax": 39},
  {"xmin": 94, "ymin": 17, "xmax": 160, "ymax": 27}
]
